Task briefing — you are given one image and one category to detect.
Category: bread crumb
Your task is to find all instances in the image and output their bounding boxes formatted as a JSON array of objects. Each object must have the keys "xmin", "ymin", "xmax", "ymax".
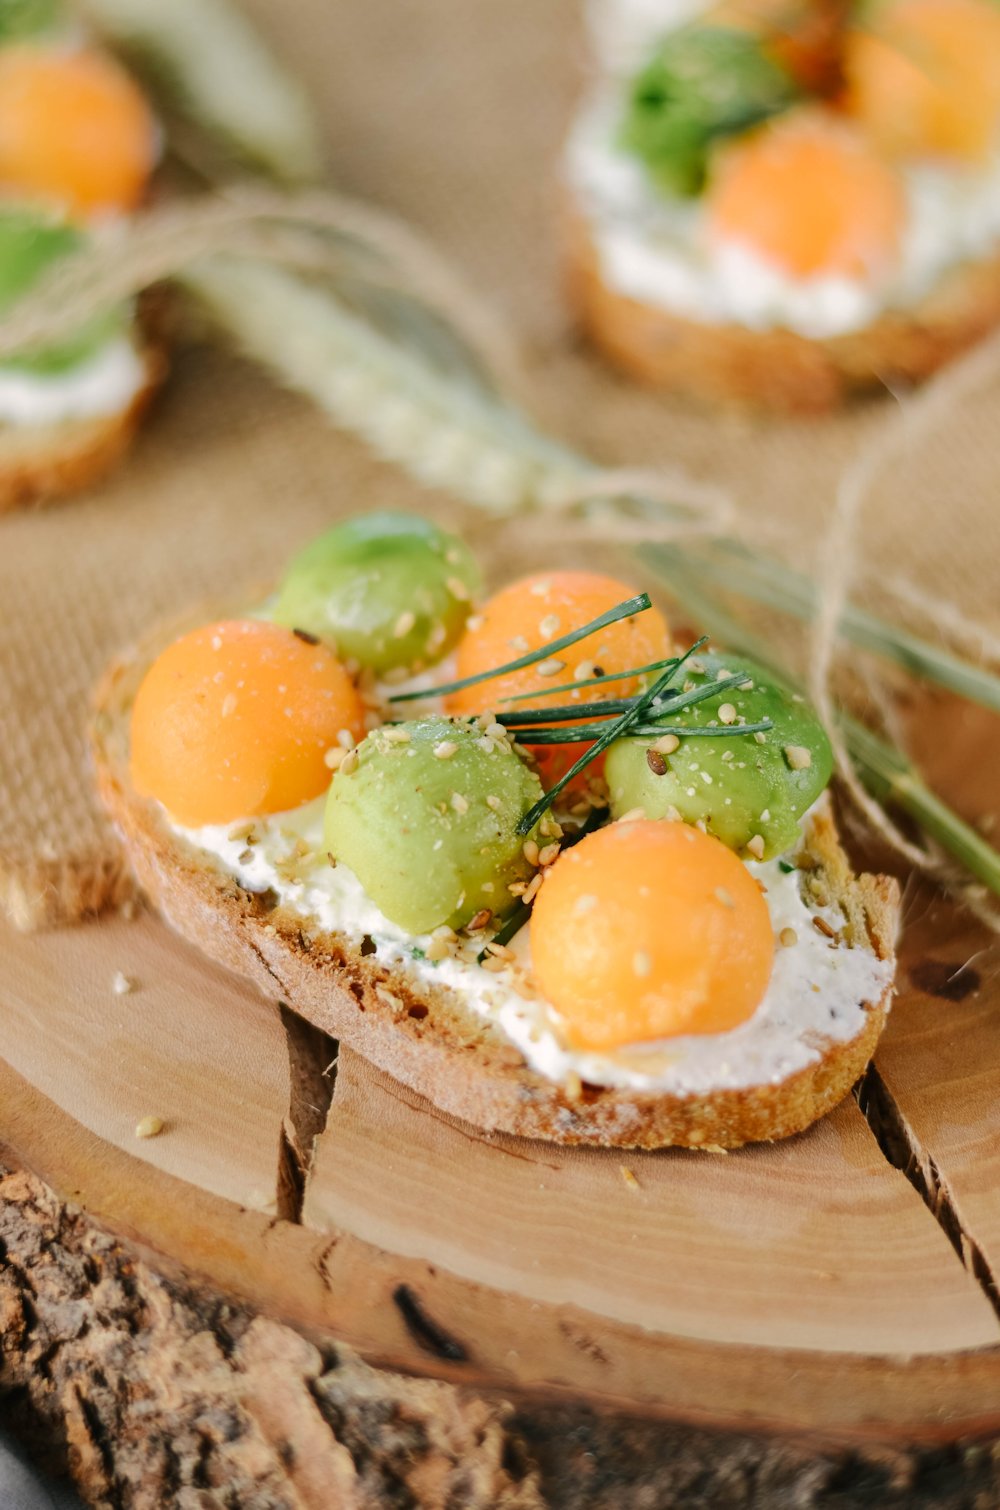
[
  {"xmin": 620, "ymin": 1165, "xmax": 641, "ymax": 1190},
  {"xmin": 135, "ymin": 1116, "xmax": 164, "ymax": 1140},
  {"xmin": 784, "ymin": 744, "xmax": 812, "ymax": 770},
  {"xmin": 564, "ymin": 1070, "xmax": 582, "ymax": 1103},
  {"xmin": 779, "ymin": 926, "xmax": 798, "ymax": 948},
  {"xmin": 393, "ymin": 610, "xmax": 416, "ymax": 638},
  {"xmin": 112, "ymin": 971, "xmax": 135, "ymax": 996}
]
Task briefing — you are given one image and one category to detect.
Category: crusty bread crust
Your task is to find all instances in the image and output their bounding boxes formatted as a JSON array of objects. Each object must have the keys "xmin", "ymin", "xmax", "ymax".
[
  {"xmin": 0, "ymin": 343, "xmax": 165, "ymax": 514},
  {"xmin": 92, "ymin": 624, "xmax": 899, "ymax": 1150},
  {"xmin": 566, "ymin": 201, "xmax": 1000, "ymax": 413}
]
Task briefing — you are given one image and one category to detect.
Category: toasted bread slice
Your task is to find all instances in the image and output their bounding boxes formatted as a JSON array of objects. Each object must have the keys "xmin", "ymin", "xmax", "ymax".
[
  {"xmin": 92, "ymin": 619, "xmax": 899, "ymax": 1150},
  {"xmin": 567, "ymin": 202, "xmax": 1000, "ymax": 414},
  {"xmin": 0, "ymin": 342, "xmax": 164, "ymax": 514}
]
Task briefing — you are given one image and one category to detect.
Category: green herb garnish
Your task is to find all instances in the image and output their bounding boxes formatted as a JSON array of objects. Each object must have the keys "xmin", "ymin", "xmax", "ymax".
[{"xmin": 389, "ymin": 592, "xmax": 652, "ymax": 703}]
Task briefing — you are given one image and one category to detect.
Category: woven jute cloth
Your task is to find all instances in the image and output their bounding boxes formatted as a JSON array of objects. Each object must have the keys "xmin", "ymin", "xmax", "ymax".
[{"xmin": 3, "ymin": 0, "xmax": 999, "ymax": 927}]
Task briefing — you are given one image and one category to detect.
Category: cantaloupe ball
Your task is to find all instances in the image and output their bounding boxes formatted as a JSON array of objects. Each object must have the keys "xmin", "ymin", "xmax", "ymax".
[
  {"xmin": 845, "ymin": 0, "xmax": 1000, "ymax": 162},
  {"xmin": 445, "ymin": 572, "xmax": 671, "ymax": 788},
  {"xmin": 130, "ymin": 620, "xmax": 365, "ymax": 827},
  {"xmin": 530, "ymin": 819, "xmax": 774, "ymax": 1050},
  {"xmin": 0, "ymin": 45, "xmax": 157, "ymax": 216},
  {"xmin": 707, "ymin": 110, "xmax": 906, "ymax": 279}
]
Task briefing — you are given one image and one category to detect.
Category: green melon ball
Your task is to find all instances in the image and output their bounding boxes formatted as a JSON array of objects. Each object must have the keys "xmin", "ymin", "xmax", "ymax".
[
  {"xmin": 0, "ymin": 207, "xmax": 128, "ymax": 374},
  {"xmin": 273, "ymin": 512, "xmax": 481, "ymax": 676},
  {"xmin": 0, "ymin": 0, "xmax": 62, "ymax": 42},
  {"xmin": 620, "ymin": 24, "xmax": 797, "ymax": 197},
  {"xmin": 605, "ymin": 652, "xmax": 832, "ymax": 858},
  {"xmin": 325, "ymin": 714, "xmax": 544, "ymax": 934}
]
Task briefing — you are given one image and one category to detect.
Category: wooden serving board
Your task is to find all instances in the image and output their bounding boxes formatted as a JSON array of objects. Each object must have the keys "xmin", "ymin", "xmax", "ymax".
[{"xmin": 4, "ymin": 703, "xmax": 1000, "ymax": 1504}]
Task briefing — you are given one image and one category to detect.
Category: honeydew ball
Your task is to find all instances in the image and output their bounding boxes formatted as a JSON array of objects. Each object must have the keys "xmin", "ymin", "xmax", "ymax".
[
  {"xmin": 274, "ymin": 512, "xmax": 481, "ymax": 676},
  {"xmin": 604, "ymin": 652, "xmax": 832, "ymax": 858},
  {"xmin": 0, "ymin": 207, "xmax": 128, "ymax": 373},
  {"xmin": 324, "ymin": 715, "xmax": 544, "ymax": 934}
]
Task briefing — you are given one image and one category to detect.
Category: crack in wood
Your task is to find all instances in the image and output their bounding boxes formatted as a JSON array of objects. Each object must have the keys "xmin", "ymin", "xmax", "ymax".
[
  {"xmin": 392, "ymin": 1283, "xmax": 469, "ymax": 1363},
  {"xmin": 275, "ymin": 1004, "xmax": 340, "ymax": 1225},
  {"xmin": 857, "ymin": 1066, "xmax": 1000, "ymax": 1323}
]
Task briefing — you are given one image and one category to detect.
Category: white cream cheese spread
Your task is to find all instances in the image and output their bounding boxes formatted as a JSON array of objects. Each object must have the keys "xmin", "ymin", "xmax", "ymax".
[
  {"xmin": 0, "ymin": 336, "xmax": 146, "ymax": 427},
  {"xmin": 566, "ymin": 92, "xmax": 1000, "ymax": 338},
  {"xmin": 172, "ymin": 795, "xmax": 893, "ymax": 1097}
]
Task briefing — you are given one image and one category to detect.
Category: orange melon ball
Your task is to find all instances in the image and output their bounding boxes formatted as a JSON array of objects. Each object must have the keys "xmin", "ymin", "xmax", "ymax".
[
  {"xmin": 707, "ymin": 111, "xmax": 906, "ymax": 279},
  {"xmin": 0, "ymin": 46, "xmax": 157, "ymax": 216},
  {"xmin": 530, "ymin": 819, "xmax": 774, "ymax": 1051},
  {"xmin": 130, "ymin": 620, "xmax": 365, "ymax": 828},
  {"xmin": 845, "ymin": 0, "xmax": 1000, "ymax": 162},
  {"xmin": 445, "ymin": 572, "xmax": 671, "ymax": 788}
]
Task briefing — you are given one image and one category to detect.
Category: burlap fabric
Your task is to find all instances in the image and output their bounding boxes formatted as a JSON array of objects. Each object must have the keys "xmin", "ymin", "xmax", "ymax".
[{"xmin": 3, "ymin": 0, "xmax": 998, "ymax": 927}]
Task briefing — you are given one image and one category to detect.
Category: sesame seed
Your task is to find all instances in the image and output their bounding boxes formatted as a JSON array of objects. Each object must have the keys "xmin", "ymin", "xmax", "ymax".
[
  {"xmin": 467, "ymin": 908, "xmax": 492, "ymax": 932},
  {"xmin": 618, "ymin": 807, "xmax": 646, "ymax": 823},
  {"xmin": 632, "ymin": 950, "xmax": 652, "ymax": 977},
  {"xmin": 574, "ymin": 659, "xmax": 596, "ymax": 681},
  {"xmin": 324, "ymin": 747, "xmax": 345, "ymax": 769},
  {"xmin": 221, "ymin": 693, "xmax": 238, "ymax": 718},
  {"xmin": 112, "ymin": 971, "xmax": 134, "ymax": 996},
  {"xmin": 754, "ymin": 732, "xmax": 768, "ymax": 745},
  {"xmin": 135, "ymin": 1116, "xmax": 164, "ymax": 1140},
  {"xmin": 393, "ymin": 610, "xmax": 416, "ymax": 638},
  {"xmin": 486, "ymin": 794, "xmax": 502, "ymax": 811},
  {"xmin": 447, "ymin": 576, "xmax": 470, "ymax": 601},
  {"xmin": 784, "ymin": 744, "xmax": 813, "ymax": 770},
  {"xmin": 383, "ymin": 727, "xmax": 411, "ymax": 743},
  {"xmin": 699, "ymin": 771, "xmax": 713, "ymax": 785},
  {"xmin": 337, "ymin": 728, "xmax": 356, "ymax": 748},
  {"xmin": 539, "ymin": 613, "xmax": 561, "ymax": 640},
  {"xmin": 779, "ymin": 927, "xmax": 798, "ymax": 948},
  {"xmin": 760, "ymin": 808, "xmax": 771, "ymax": 822},
  {"xmin": 651, "ymin": 733, "xmax": 680, "ymax": 755},
  {"xmin": 535, "ymin": 657, "xmax": 566, "ymax": 678},
  {"xmin": 663, "ymin": 804, "xmax": 682, "ymax": 821},
  {"xmin": 481, "ymin": 954, "xmax": 506, "ymax": 973},
  {"xmin": 718, "ymin": 702, "xmax": 737, "ymax": 725},
  {"xmin": 745, "ymin": 835, "xmax": 765, "ymax": 860},
  {"xmin": 339, "ymin": 749, "xmax": 359, "ymax": 775},
  {"xmin": 564, "ymin": 1070, "xmax": 582, "ymax": 1102},
  {"xmin": 714, "ymin": 887, "xmax": 735, "ymax": 909},
  {"xmin": 451, "ymin": 792, "xmax": 469, "ymax": 814},
  {"xmin": 529, "ymin": 580, "xmax": 551, "ymax": 597},
  {"xmin": 715, "ymin": 668, "xmax": 732, "ymax": 681},
  {"xmin": 509, "ymin": 635, "xmax": 530, "ymax": 653},
  {"xmin": 574, "ymin": 893, "xmax": 598, "ymax": 914},
  {"xmin": 465, "ymin": 614, "xmax": 484, "ymax": 632},
  {"xmin": 434, "ymin": 740, "xmax": 458, "ymax": 759}
]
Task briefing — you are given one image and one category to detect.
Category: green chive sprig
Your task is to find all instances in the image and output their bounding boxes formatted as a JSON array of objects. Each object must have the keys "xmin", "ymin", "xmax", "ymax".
[
  {"xmin": 389, "ymin": 592, "xmax": 652, "ymax": 703},
  {"xmin": 515, "ymin": 640, "xmax": 722, "ymax": 836}
]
